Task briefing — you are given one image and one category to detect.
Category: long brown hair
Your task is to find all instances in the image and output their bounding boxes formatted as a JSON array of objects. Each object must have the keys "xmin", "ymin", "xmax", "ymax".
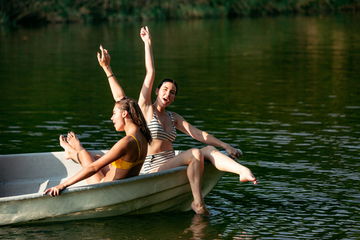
[{"xmin": 115, "ymin": 97, "xmax": 152, "ymax": 144}]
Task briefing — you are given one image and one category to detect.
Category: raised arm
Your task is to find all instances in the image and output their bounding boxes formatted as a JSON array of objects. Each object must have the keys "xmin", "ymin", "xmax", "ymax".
[
  {"xmin": 173, "ymin": 113, "xmax": 242, "ymax": 159},
  {"xmin": 97, "ymin": 45, "xmax": 126, "ymax": 101},
  {"xmin": 138, "ymin": 26, "xmax": 155, "ymax": 117}
]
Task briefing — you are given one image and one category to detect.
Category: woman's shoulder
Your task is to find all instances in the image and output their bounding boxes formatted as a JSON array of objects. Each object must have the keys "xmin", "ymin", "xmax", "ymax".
[
  {"xmin": 166, "ymin": 111, "xmax": 185, "ymax": 126},
  {"xmin": 108, "ymin": 135, "xmax": 136, "ymax": 159},
  {"xmin": 122, "ymin": 135, "xmax": 138, "ymax": 144},
  {"xmin": 166, "ymin": 110, "xmax": 178, "ymax": 115},
  {"xmin": 167, "ymin": 111, "xmax": 183, "ymax": 119},
  {"xmin": 113, "ymin": 135, "xmax": 139, "ymax": 154},
  {"xmin": 114, "ymin": 135, "xmax": 135, "ymax": 147}
]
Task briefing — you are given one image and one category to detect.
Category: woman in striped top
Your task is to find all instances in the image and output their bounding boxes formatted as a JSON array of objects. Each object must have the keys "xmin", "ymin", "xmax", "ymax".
[{"xmin": 104, "ymin": 26, "xmax": 257, "ymax": 215}]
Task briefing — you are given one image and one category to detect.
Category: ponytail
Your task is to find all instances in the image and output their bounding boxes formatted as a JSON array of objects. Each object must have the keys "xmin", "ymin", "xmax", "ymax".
[{"xmin": 115, "ymin": 97, "xmax": 152, "ymax": 144}]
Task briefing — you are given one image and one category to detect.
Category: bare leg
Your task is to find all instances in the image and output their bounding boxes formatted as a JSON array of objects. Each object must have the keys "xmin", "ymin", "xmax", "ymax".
[
  {"xmin": 65, "ymin": 132, "xmax": 106, "ymax": 184},
  {"xmin": 157, "ymin": 148, "xmax": 209, "ymax": 215},
  {"xmin": 59, "ymin": 135, "xmax": 79, "ymax": 162},
  {"xmin": 201, "ymin": 146, "xmax": 258, "ymax": 184}
]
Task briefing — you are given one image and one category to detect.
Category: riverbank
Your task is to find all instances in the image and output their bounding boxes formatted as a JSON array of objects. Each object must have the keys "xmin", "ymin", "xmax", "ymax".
[{"xmin": 1, "ymin": 0, "xmax": 359, "ymax": 26}]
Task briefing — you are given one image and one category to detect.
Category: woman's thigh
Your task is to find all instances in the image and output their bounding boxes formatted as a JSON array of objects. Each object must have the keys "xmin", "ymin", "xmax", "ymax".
[{"xmin": 158, "ymin": 148, "xmax": 200, "ymax": 171}]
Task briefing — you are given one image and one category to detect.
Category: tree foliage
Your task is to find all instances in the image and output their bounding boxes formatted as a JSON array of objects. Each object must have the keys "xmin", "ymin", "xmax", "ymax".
[{"xmin": 1, "ymin": 0, "xmax": 359, "ymax": 26}]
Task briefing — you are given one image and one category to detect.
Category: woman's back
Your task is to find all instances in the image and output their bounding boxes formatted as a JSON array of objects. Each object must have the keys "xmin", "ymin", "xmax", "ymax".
[{"xmin": 106, "ymin": 132, "xmax": 148, "ymax": 180}]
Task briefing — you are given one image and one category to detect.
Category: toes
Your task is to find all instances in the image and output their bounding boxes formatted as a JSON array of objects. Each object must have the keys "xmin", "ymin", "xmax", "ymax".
[
  {"xmin": 66, "ymin": 133, "xmax": 71, "ymax": 142},
  {"xmin": 59, "ymin": 135, "xmax": 68, "ymax": 148},
  {"xmin": 239, "ymin": 175, "xmax": 254, "ymax": 183},
  {"xmin": 67, "ymin": 131, "xmax": 78, "ymax": 142},
  {"xmin": 60, "ymin": 135, "xmax": 67, "ymax": 142}
]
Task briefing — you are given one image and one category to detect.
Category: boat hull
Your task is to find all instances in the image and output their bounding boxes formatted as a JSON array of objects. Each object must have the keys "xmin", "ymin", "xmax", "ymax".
[{"xmin": 0, "ymin": 151, "xmax": 223, "ymax": 225}]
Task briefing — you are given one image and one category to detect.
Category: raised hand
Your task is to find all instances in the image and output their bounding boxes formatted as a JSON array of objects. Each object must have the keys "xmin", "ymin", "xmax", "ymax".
[
  {"xmin": 97, "ymin": 45, "xmax": 111, "ymax": 69},
  {"xmin": 140, "ymin": 26, "xmax": 151, "ymax": 43}
]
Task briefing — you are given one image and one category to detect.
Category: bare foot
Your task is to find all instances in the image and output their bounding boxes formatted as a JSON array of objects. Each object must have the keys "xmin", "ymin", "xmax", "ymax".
[
  {"xmin": 191, "ymin": 201, "xmax": 210, "ymax": 216},
  {"xmin": 67, "ymin": 132, "xmax": 84, "ymax": 152},
  {"xmin": 239, "ymin": 167, "xmax": 258, "ymax": 184},
  {"xmin": 59, "ymin": 135, "xmax": 78, "ymax": 163}
]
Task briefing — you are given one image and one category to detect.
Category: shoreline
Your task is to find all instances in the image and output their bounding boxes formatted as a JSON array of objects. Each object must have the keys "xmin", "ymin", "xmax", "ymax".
[{"xmin": 1, "ymin": 0, "xmax": 359, "ymax": 27}]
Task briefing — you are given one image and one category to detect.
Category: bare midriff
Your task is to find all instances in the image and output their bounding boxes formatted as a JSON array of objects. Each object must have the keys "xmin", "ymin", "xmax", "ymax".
[{"xmin": 147, "ymin": 139, "xmax": 173, "ymax": 155}]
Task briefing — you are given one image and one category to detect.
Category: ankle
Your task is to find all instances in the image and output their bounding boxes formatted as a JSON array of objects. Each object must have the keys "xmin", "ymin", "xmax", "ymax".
[
  {"xmin": 76, "ymin": 149, "xmax": 86, "ymax": 163},
  {"xmin": 192, "ymin": 200, "xmax": 205, "ymax": 208},
  {"xmin": 191, "ymin": 201, "xmax": 209, "ymax": 215},
  {"xmin": 77, "ymin": 148, "xmax": 86, "ymax": 154}
]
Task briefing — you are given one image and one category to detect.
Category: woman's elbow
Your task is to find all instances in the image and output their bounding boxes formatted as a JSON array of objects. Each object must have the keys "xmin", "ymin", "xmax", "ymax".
[{"xmin": 201, "ymin": 132, "xmax": 211, "ymax": 141}]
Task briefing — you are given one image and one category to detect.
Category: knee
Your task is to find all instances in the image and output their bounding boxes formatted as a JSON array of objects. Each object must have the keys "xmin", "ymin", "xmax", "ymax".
[
  {"xmin": 202, "ymin": 145, "xmax": 216, "ymax": 152},
  {"xmin": 190, "ymin": 148, "xmax": 204, "ymax": 163},
  {"xmin": 201, "ymin": 145, "xmax": 217, "ymax": 155}
]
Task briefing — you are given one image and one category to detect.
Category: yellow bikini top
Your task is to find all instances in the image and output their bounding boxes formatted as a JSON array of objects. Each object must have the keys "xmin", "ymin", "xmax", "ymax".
[{"xmin": 111, "ymin": 135, "xmax": 143, "ymax": 170}]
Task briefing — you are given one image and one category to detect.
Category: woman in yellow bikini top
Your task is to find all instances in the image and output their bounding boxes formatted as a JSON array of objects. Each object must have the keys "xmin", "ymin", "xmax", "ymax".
[
  {"xmin": 44, "ymin": 47, "xmax": 152, "ymax": 197},
  {"xmin": 111, "ymin": 135, "xmax": 143, "ymax": 170}
]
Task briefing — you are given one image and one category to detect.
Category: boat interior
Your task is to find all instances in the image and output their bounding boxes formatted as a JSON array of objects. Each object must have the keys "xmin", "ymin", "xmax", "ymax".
[{"xmin": 0, "ymin": 151, "xmax": 102, "ymax": 198}]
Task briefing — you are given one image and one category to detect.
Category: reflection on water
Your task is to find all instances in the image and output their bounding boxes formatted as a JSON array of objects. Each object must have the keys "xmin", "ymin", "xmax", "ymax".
[
  {"xmin": 1, "ymin": 15, "xmax": 360, "ymax": 239},
  {"xmin": 182, "ymin": 215, "xmax": 209, "ymax": 240},
  {"xmin": 1, "ymin": 214, "xmax": 210, "ymax": 240}
]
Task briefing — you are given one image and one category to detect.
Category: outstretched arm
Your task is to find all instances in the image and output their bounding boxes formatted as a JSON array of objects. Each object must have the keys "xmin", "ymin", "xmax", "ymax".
[
  {"xmin": 138, "ymin": 26, "xmax": 155, "ymax": 118},
  {"xmin": 44, "ymin": 137, "xmax": 130, "ymax": 196},
  {"xmin": 173, "ymin": 113, "xmax": 242, "ymax": 159},
  {"xmin": 97, "ymin": 45, "xmax": 126, "ymax": 101}
]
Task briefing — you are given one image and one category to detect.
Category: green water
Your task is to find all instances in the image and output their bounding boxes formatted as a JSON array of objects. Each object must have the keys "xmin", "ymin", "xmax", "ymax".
[{"xmin": 0, "ymin": 16, "xmax": 359, "ymax": 239}]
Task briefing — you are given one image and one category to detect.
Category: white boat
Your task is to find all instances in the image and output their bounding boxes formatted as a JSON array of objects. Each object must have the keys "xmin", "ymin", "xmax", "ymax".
[{"xmin": 0, "ymin": 150, "xmax": 223, "ymax": 226}]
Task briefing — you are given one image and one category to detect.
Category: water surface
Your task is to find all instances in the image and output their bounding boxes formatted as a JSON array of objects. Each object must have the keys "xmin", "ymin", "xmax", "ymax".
[{"xmin": 0, "ymin": 16, "xmax": 359, "ymax": 239}]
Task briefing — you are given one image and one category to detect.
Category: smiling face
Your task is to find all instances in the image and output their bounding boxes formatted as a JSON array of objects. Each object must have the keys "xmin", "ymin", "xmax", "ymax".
[
  {"xmin": 111, "ymin": 106, "xmax": 126, "ymax": 131},
  {"xmin": 156, "ymin": 81, "xmax": 177, "ymax": 108}
]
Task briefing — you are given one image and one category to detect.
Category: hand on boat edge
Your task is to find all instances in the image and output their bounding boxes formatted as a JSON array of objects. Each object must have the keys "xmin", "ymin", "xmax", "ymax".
[{"xmin": 43, "ymin": 185, "xmax": 64, "ymax": 197}]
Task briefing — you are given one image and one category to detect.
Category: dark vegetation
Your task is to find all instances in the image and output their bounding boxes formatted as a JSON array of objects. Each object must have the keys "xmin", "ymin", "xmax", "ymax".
[{"xmin": 1, "ymin": 0, "xmax": 359, "ymax": 26}]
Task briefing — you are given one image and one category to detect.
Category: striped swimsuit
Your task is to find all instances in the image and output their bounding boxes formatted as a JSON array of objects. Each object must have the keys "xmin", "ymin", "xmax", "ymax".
[{"xmin": 140, "ymin": 111, "xmax": 177, "ymax": 174}]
